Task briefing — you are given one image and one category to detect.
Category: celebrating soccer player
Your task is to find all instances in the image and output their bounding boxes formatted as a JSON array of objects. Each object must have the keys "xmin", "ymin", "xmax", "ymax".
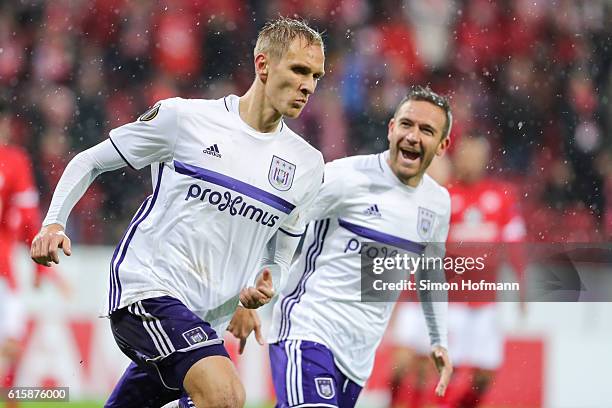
[
  {"xmin": 267, "ymin": 86, "xmax": 453, "ymax": 407},
  {"xmin": 31, "ymin": 18, "xmax": 325, "ymax": 408}
]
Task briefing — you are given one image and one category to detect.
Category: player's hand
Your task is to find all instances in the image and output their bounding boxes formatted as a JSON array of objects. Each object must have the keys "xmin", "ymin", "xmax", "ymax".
[
  {"xmin": 30, "ymin": 223, "xmax": 72, "ymax": 267},
  {"xmin": 239, "ymin": 269, "xmax": 275, "ymax": 309},
  {"xmin": 227, "ymin": 306, "xmax": 264, "ymax": 354},
  {"xmin": 431, "ymin": 345, "xmax": 453, "ymax": 397}
]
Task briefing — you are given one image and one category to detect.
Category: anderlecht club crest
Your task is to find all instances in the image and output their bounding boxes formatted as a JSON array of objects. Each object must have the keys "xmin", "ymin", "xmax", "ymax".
[
  {"xmin": 417, "ymin": 207, "xmax": 436, "ymax": 240},
  {"xmin": 315, "ymin": 377, "xmax": 335, "ymax": 399},
  {"xmin": 268, "ymin": 155, "xmax": 296, "ymax": 191},
  {"xmin": 182, "ymin": 327, "xmax": 208, "ymax": 346}
]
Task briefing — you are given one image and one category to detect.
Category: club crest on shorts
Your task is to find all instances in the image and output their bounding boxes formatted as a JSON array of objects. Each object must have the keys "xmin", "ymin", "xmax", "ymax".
[
  {"xmin": 182, "ymin": 327, "xmax": 208, "ymax": 346},
  {"xmin": 138, "ymin": 103, "xmax": 161, "ymax": 122},
  {"xmin": 268, "ymin": 155, "xmax": 296, "ymax": 191},
  {"xmin": 417, "ymin": 207, "xmax": 436, "ymax": 240},
  {"xmin": 315, "ymin": 377, "xmax": 335, "ymax": 400}
]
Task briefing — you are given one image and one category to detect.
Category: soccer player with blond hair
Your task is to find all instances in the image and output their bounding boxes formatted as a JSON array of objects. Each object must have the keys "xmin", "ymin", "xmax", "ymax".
[{"xmin": 31, "ymin": 17, "xmax": 326, "ymax": 408}]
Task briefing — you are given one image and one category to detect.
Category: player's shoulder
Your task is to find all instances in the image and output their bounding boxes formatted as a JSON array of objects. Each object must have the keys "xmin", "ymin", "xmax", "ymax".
[
  {"xmin": 163, "ymin": 96, "xmax": 227, "ymax": 115},
  {"xmin": 422, "ymin": 174, "xmax": 451, "ymax": 208},
  {"xmin": 319, "ymin": 154, "xmax": 384, "ymax": 188},
  {"xmin": 326, "ymin": 153, "xmax": 382, "ymax": 173}
]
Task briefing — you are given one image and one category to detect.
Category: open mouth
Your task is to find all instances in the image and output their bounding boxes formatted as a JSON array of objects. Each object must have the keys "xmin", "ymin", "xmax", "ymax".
[{"xmin": 400, "ymin": 148, "xmax": 421, "ymax": 161}]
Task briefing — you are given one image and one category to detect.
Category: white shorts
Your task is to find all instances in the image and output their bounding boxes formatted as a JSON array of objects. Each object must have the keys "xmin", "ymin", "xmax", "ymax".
[
  {"xmin": 391, "ymin": 303, "xmax": 432, "ymax": 356},
  {"xmin": 447, "ymin": 303, "xmax": 503, "ymax": 370}
]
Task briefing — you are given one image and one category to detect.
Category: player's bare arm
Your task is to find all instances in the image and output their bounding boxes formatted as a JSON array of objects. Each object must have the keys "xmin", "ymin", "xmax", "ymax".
[
  {"xmin": 227, "ymin": 307, "xmax": 264, "ymax": 354},
  {"xmin": 30, "ymin": 223, "xmax": 72, "ymax": 267},
  {"xmin": 431, "ymin": 344, "xmax": 453, "ymax": 397}
]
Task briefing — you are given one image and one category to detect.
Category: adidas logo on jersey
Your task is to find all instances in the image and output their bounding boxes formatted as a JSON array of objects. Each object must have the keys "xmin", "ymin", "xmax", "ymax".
[
  {"xmin": 203, "ymin": 144, "xmax": 222, "ymax": 158},
  {"xmin": 363, "ymin": 204, "xmax": 381, "ymax": 217}
]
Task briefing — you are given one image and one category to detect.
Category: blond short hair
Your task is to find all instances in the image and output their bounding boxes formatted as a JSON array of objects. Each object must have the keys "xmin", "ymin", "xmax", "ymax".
[{"xmin": 254, "ymin": 17, "xmax": 324, "ymax": 60}]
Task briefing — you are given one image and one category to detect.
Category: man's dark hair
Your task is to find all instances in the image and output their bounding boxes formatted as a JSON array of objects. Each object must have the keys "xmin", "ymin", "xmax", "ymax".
[{"xmin": 394, "ymin": 85, "xmax": 453, "ymax": 139}]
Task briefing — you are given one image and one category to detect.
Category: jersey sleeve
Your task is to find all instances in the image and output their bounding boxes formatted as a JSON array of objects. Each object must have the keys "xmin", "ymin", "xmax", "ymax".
[
  {"xmin": 423, "ymin": 190, "xmax": 451, "ymax": 260},
  {"xmin": 42, "ymin": 139, "xmax": 127, "ymax": 228},
  {"xmin": 417, "ymin": 190, "xmax": 451, "ymax": 348},
  {"xmin": 108, "ymin": 98, "xmax": 180, "ymax": 170},
  {"xmin": 256, "ymin": 230, "xmax": 302, "ymax": 292},
  {"xmin": 433, "ymin": 192, "xmax": 451, "ymax": 248}
]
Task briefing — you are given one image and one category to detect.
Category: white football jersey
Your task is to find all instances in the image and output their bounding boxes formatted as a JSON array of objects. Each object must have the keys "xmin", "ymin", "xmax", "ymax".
[
  {"xmin": 106, "ymin": 95, "xmax": 324, "ymax": 333},
  {"xmin": 268, "ymin": 153, "xmax": 450, "ymax": 385}
]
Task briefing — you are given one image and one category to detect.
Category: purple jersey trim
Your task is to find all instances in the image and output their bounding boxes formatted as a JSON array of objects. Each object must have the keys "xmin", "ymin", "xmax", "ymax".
[
  {"xmin": 108, "ymin": 195, "xmax": 151, "ymax": 314},
  {"xmin": 279, "ymin": 227, "xmax": 304, "ymax": 238},
  {"xmin": 174, "ymin": 160, "xmax": 296, "ymax": 214},
  {"xmin": 278, "ymin": 218, "xmax": 330, "ymax": 340},
  {"xmin": 109, "ymin": 163, "xmax": 165, "ymax": 313},
  {"xmin": 109, "ymin": 136, "xmax": 136, "ymax": 170},
  {"xmin": 338, "ymin": 218, "xmax": 426, "ymax": 254}
]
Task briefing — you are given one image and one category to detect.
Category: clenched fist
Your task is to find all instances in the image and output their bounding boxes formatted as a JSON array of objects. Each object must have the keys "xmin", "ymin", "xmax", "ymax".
[{"xmin": 239, "ymin": 269, "xmax": 274, "ymax": 309}]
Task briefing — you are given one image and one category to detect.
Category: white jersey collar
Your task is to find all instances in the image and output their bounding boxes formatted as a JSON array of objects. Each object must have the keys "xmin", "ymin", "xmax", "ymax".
[
  {"xmin": 224, "ymin": 94, "xmax": 285, "ymax": 139},
  {"xmin": 379, "ymin": 150, "xmax": 423, "ymax": 191}
]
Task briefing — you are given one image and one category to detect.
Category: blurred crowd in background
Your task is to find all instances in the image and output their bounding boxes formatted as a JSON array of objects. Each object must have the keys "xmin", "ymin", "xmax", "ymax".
[{"xmin": 0, "ymin": 0, "xmax": 611, "ymax": 244}]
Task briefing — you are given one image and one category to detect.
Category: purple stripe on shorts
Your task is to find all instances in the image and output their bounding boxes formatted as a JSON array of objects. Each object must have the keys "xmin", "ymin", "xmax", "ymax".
[
  {"xmin": 134, "ymin": 301, "xmax": 175, "ymax": 357},
  {"xmin": 173, "ymin": 160, "xmax": 296, "ymax": 214}
]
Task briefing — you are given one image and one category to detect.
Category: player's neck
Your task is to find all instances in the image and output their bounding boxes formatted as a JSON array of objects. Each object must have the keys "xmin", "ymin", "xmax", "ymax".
[
  {"xmin": 388, "ymin": 159, "xmax": 423, "ymax": 187},
  {"xmin": 404, "ymin": 175, "xmax": 422, "ymax": 188},
  {"xmin": 239, "ymin": 86, "xmax": 282, "ymax": 133}
]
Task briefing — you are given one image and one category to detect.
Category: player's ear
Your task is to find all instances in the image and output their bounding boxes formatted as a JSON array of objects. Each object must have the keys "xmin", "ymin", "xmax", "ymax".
[
  {"xmin": 255, "ymin": 53, "xmax": 269, "ymax": 83},
  {"xmin": 436, "ymin": 136, "xmax": 450, "ymax": 157},
  {"xmin": 387, "ymin": 117, "xmax": 395, "ymax": 142}
]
